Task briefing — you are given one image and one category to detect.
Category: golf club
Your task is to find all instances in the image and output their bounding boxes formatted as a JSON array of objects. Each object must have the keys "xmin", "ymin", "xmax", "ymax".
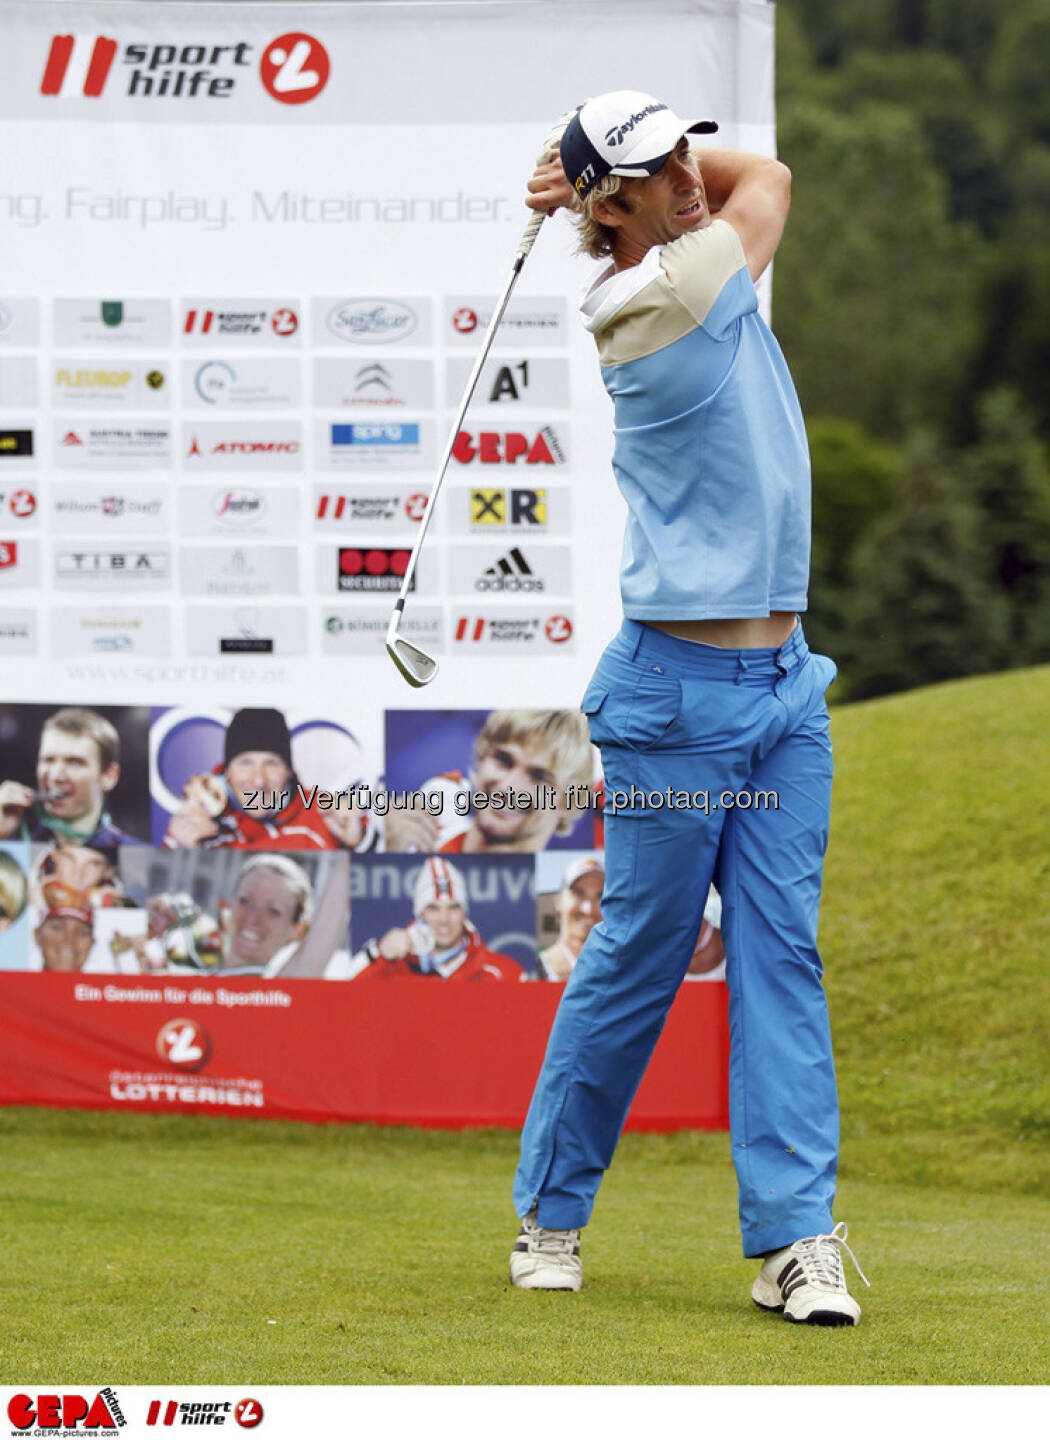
[{"xmin": 386, "ymin": 143, "xmax": 559, "ymax": 687}]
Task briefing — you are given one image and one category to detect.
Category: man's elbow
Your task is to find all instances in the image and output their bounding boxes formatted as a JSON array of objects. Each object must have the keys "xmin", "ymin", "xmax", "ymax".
[{"xmin": 770, "ymin": 159, "xmax": 792, "ymax": 208}]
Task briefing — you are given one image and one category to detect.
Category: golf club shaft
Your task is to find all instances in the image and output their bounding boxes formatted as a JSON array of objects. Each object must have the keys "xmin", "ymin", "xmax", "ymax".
[{"xmin": 390, "ymin": 205, "xmax": 546, "ymax": 622}]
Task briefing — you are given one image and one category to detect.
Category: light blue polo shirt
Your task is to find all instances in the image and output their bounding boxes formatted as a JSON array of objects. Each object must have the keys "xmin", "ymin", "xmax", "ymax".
[{"xmin": 581, "ymin": 219, "xmax": 811, "ymax": 619}]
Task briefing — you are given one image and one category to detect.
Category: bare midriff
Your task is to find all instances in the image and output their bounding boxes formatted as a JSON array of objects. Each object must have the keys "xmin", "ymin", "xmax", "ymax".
[{"xmin": 647, "ymin": 612, "xmax": 798, "ymax": 650}]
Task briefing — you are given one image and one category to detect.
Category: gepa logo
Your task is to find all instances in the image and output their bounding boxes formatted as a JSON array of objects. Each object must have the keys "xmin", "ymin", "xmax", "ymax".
[{"xmin": 7, "ymin": 1389, "xmax": 125, "ymax": 1430}]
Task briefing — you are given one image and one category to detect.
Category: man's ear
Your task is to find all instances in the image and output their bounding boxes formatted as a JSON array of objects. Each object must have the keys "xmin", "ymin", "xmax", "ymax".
[
  {"xmin": 591, "ymin": 195, "xmax": 625, "ymax": 229},
  {"xmin": 99, "ymin": 762, "xmax": 120, "ymax": 795}
]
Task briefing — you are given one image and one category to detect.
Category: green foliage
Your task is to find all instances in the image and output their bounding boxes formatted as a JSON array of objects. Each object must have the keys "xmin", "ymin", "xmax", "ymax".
[
  {"xmin": 988, "ymin": 0, "xmax": 1050, "ymax": 145},
  {"xmin": 835, "ymin": 432, "xmax": 1009, "ymax": 698},
  {"xmin": 774, "ymin": 101, "xmax": 980, "ymax": 439}
]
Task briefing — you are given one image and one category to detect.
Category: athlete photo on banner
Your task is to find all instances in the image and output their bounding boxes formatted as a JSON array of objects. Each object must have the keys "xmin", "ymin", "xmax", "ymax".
[
  {"xmin": 348, "ymin": 852, "xmax": 536, "ymax": 979},
  {"xmin": 0, "ymin": 702, "xmax": 151, "ymax": 847},
  {"xmin": 382, "ymin": 708, "xmax": 596, "ymax": 853},
  {"xmin": 112, "ymin": 845, "xmax": 350, "ymax": 979},
  {"xmin": 150, "ymin": 704, "xmax": 382, "ymax": 852}
]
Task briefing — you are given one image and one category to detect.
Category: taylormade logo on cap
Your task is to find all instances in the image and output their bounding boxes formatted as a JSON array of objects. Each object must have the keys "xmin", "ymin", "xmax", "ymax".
[
  {"xmin": 603, "ymin": 102, "xmax": 668, "ymax": 147},
  {"xmin": 560, "ymin": 89, "xmax": 718, "ymax": 199}
]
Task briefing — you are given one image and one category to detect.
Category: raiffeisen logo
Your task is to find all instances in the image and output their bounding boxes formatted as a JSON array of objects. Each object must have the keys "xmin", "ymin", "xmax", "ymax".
[{"xmin": 40, "ymin": 32, "xmax": 331, "ymax": 103}]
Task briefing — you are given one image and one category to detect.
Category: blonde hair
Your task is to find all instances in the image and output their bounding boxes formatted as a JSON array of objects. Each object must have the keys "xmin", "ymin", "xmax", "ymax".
[
  {"xmin": 572, "ymin": 173, "xmax": 630, "ymax": 259},
  {"xmin": 235, "ymin": 854, "xmax": 313, "ymax": 925},
  {"xmin": 42, "ymin": 707, "xmax": 121, "ymax": 770},
  {"xmin": 475, "ymin": 710, "xmax": 593, "ymax": 833}
]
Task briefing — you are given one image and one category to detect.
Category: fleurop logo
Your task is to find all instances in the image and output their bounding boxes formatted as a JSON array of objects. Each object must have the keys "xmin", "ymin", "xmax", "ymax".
[
  {"xmin": 40, "ymin": 32, "xmax": 329, "ymax": 104},
  {"xmin": 156, "ymin": 1018, "xmax": 211, "ymax": 1070}
]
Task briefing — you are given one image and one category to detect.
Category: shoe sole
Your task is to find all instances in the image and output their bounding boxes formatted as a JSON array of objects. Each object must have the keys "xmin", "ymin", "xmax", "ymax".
[{"xmin": 785, "ymin": 1310, "xmax": 858, "ymax": 1327}]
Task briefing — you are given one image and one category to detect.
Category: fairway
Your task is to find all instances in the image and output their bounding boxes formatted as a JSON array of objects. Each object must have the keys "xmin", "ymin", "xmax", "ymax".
[
  {"xmin": 3, "ymin": 667, "xmax": 1048, "ymax": 1388},
  {"xmin": 1, "ymin": 1111, "xmax": 1048, "ymax": 1387}
]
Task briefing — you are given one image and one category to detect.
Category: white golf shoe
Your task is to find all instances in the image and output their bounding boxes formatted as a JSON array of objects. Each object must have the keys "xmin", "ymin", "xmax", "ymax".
[
  {"xmin": 751, "ymin": 1221, "xmax": 869, "ymax": 1326},
  {"xmin": 508, "ymin": 1208, "xmax": 583, "ymax": 1291}
]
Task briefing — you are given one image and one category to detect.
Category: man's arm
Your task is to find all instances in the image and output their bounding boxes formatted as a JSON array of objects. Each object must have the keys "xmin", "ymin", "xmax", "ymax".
[{"xmin": 695, "ymin": 148, "xmax": 791, "ymax": 282}]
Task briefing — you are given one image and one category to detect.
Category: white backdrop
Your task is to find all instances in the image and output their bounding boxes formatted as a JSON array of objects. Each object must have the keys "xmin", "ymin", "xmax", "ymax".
[{"xmin": 0, "ymin": 0, "xmax": 775, "ymax": 744}]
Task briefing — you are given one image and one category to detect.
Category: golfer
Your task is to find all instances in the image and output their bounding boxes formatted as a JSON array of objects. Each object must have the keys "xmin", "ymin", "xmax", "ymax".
[{"xmin": 509, "ymin": 92, "xmax": 868, "ymax": 1324}]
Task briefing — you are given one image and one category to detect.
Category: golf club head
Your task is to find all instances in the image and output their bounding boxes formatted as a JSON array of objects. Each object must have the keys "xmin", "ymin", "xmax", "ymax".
[{"xmin": 386, "ymin": 631, "xmax": 439, "ymax": 688}]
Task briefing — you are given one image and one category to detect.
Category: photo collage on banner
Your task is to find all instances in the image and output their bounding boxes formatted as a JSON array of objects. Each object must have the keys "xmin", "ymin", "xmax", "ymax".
[{"xmin": 0, "ymin": 702, "xmax": 723, "ymax": 985}]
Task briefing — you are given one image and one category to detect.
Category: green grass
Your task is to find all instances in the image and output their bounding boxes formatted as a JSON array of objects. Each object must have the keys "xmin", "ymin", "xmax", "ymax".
[
  {"xmin": 2, "ymin": 666, "xmax": 1048, "ymax": 1385},
  {"xmin": 1, "ymin": 1112, "xmax": 1047, "ymax": 1386}
]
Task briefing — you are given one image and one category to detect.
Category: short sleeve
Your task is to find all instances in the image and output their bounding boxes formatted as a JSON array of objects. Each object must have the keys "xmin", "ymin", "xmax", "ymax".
[{"xmin": 659, "ymin": 219, "xmax": 751, "ymax": 332}]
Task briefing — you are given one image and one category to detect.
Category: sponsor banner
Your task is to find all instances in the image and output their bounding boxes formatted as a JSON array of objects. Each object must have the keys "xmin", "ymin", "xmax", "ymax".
[
  {"xmin": 178, "ymin": 484, "xmax": 299, "ymax": 539},
  {"xmin": 185, "ymin": 604, "xmax": 308, "ymax": 657},
  {"xmin": 50, "ymin": 606, "xmax": 172, "ymax": 657},
  {"xmin": 314, "ymin": 296, "xmax": 432, "ymax": 347},
  {"xmin": 52, "ymin": 546, "xmax": 171, "ymax": 589},
  {"xmin": 0, "ymin": 972, "xmax": 728, "ymax": 1129},
  {"xmin": 53, "ymin": 421, "xmax": 173, "ymax": 467},
  {"xmin": 323, "ymin": 605, "xmax": 444, "ymax": 656},
  {"xmin": 52, "ymin": 358, "xmax": 169, "ymax": 407},
  {"xmin": 0, "ymin": 427, "xmax": 35, "ymax": 463},
  {"xmin": 0, "ymin": 487, "xmax": 39, "ymax": 524},
  {"xmin": 0, "ymin": 298, "xmax": 39, "ymax": 346},
  {"xmin": 0, "ymin": 356, "xmax": 38, "ymax": 407},
  {"xmin": 450, "ymin": 423, "xmax": 569, "ymax": 468},
  {"xmin": 454, "ymin": 483, "xmax": 571, "ymax": 535},
  {"xmin": 320, "ymin": 544, "xmax": 436, "ymax": 596},
  {"xmin": 448, "ymin": 542, "xmax": 573, "ymax": 595},
  {"xmin": 183, "ymin": 356, "xmax": 301, "ymax": 408},
  {"xmin": 315, "ymin": 418, "xmax": 433, "ymax": 469},
  {"xmin": 445, "ymin": 355, "xmax": 571, "ymax": 409},
  {"xmin": 0, "ymin": 538, "xmax": 40, "ymax": 587},
  {"xmin": 34, "ymin": 30, "xmax": 332, "ymax": 109},
  {"xmin": 51, "ymin": 483, "xmax": 170, "ymax": 535},
  {"xmin": 313, "ymin": 484, "xmax": 430, "ymax": 532},
  {"xmin": 53, "ymin": 296, "xmax": 172, "ymax": 345},
  {"xmin": 0, "ymin": 608, "xmax": 36, "ymax": 654},
  {"xmin": 444, "ymin": 295, "xmax": 568, "ymax": 348},
  {"xmin": 451, "ymin": 610, "xmax": 576, "ymax": 649},
  {"xmin": 180, "ymin": 299, "xmax": 301, "ymax": 345},
  {"xmin": 180, "ymin": 544, "xmax": 300, "ymax": 597},
  {"xmin": 183, "ymin": 421, "xmax": 302, "ymax": 469},
  {"xmin": 313, "ymin": 355, "xmax": 434, "ymax": 409}
]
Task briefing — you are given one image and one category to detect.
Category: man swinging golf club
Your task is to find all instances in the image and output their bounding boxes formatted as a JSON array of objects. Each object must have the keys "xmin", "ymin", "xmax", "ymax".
[{"xmin": 507, "ymin": 92, "xmax": 869, "ymax": 1326}]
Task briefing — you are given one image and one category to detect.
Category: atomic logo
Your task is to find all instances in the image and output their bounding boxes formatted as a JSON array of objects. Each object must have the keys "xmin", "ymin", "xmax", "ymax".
[
  {"xmin": 156, "ymin": 1018, "xmax": 211, "ymax": 1071},
  {"xmin": 260, "ymin": 33, "xmax": 330, "ymax": 104},
  {"xmin": 452, "ymin": 308, "xmax": 477, "ymax": 334},
  {"xmin": 41, "ymin": 34, "xmax": 118, "ymax": 97},
  {"xmin": 545, "ymin": 614, "xmax": 573, "ymax": 643}
]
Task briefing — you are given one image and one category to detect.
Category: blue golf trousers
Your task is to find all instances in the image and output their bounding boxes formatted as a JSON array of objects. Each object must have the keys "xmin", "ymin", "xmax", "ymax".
[{"xmin": 513, "ymin": 619, "xmax": 839, "ymax": 1256}]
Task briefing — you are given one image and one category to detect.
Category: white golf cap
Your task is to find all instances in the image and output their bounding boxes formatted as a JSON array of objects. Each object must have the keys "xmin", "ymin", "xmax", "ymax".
[
  {"xmin": 560, "ymin": 90, "xmax": 718, "ymax": 199},
  {"xmin": 412, "ymin": 856, "xmax": 468, "ymax": 916},
  {"xmin": 561, "ymin": 855, "xmax": 605, "ymax": 890}
]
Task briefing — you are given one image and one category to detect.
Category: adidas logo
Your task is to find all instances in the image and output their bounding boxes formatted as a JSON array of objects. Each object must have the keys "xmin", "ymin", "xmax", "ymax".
[{"xmin": 475, "ymin": 546, "xmax": 543, "ymax": 592}]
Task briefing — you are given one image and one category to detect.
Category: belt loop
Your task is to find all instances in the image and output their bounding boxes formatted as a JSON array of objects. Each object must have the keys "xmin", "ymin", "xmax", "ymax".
[
  {"xmin": 735, "ymin": 653, "xmax": 747, "ymax": 685},
  {"xmin": 625, "ymin": 619, "xmax": 644, "ymax": 661}
]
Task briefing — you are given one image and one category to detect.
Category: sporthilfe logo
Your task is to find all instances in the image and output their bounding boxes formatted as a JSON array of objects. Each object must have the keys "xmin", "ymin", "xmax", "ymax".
[
  {"xmin": 41, "ymin": 32, "xmax": 328, "ymax": 103},
  {"xmin": 156, "ymin": 1019, "xmax": 211, "ymax": 1070}
]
